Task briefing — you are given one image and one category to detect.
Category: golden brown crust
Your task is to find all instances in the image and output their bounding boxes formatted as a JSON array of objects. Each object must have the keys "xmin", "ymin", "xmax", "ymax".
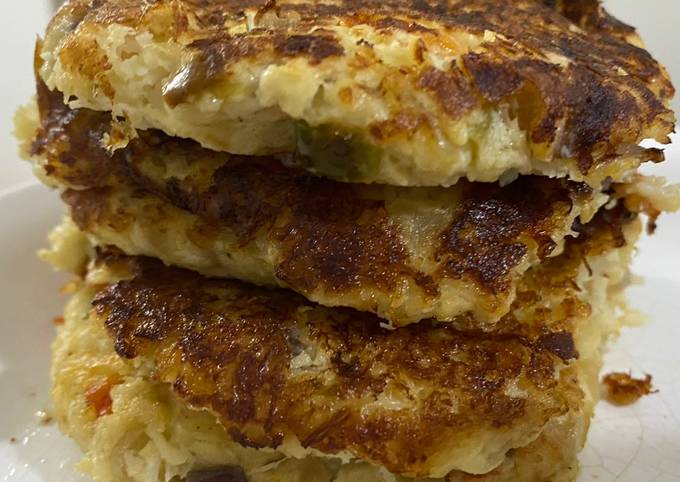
[
  {"xmin": 45, "ymin": 0, "xmax": 675, "ymax": 177},
  {"xmin": 87, "ymin": 204, "xmax": 634, "ymax": 478},
  {"xmin": 34, "ymin": 84, "xmax": 605, "ymax": 326}
]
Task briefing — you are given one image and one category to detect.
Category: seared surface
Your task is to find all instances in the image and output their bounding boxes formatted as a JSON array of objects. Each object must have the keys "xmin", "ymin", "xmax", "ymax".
[
  {"xmin": 39, "ymin": 0, "xmax": 674, "ymax": 185},
  {"xmin": 48, "ymin": 256, "xmax": 608, "ymax": 482},
  {"xmin": 86, "ymin": 204, "xmax": 637, "ymax": 477},
  {"xmin": 31, "ymin": 84, "xmax": 610, "ymax": 327}
]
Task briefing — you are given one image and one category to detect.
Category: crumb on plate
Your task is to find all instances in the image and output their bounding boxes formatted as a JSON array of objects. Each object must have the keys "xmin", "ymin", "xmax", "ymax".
[{"xmin": 602, "ymin": 372, "xmax": 656, "ymax": 406}]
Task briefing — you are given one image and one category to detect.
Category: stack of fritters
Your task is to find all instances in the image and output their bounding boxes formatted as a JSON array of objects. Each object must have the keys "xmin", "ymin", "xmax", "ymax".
[{"xmin": 16, "ymin": 0, "xmax": 679, "ymax": 481}]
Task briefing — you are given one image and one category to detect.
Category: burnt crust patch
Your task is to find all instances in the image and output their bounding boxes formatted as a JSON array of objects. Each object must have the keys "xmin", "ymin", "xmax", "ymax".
[
  {"xmin": 418, "ymin": 64, "xmax": 477, "ymax": 119},
  {"xmin": 535, "ymin": 331, "xmax": 578, "ymax": 362},
  {"xmin": 436, "ymin": 178, "xmax": 574, "ymax": 293},
  {"xmin": 274, "ymin": 34, "xmax": 344, "ymax": 63},
  {"xmin": 31, "ymin": 70, "xmax": 122, "ymax": 187}
]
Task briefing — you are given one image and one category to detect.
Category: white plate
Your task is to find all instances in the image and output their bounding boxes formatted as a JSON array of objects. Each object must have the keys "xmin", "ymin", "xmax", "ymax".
[{"xmin": 1, "ymin": 158, "xmax": 679, "ymax": 481}]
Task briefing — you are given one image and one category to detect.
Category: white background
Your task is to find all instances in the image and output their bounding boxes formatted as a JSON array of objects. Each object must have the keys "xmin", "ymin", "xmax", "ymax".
[{"xmin": 0, "ymin": 1, "xmax": 679, "ymax": 193}]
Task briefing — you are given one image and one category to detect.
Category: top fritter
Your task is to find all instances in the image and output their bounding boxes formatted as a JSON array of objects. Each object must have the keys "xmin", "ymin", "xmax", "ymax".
[{"xmin": 40, "ymin": 0, "xmax": 674, "ymax": 186}]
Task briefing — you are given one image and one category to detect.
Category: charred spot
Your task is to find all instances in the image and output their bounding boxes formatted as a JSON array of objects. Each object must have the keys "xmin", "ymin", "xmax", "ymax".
[
  {"xmin": 300, "ymin": 409, "xmax": 352, "ymax": 448},
  {"xmin": 535, "ymin": 331, "xmax": 578, "ymax": 362},
  {"xmin": 407, "ymin": 0, "xmax": 451, "ymax": 17},
  {"xmin": 202, "ymin": 160, "xmax": 289, "ymax": 243},
  {"xmin": 463, "ymin": 53, "xmax": 524, "ymax": 103},
  {"xmin": 274, "ymin": 34, "xmax": 344, "ymax": 63},
  {"xmin": 436, "ymin": 177, "xmax": 570, "ymax": 293},
  {"xmin": 205, "ymin": 158, "xmax": 418, "ymax": 295},
  {"xmin": 32, "ymin": 80, "xmax": 121, "ymax": 187},
  {"xmin": 162, "ymin": 177, "xmax": 202, "ymax": 213},
  {"xmin": 413, "ymin": 273, "xmax": 439, "ymax": 298},
  {"xmin": 646, "ymin": 212, "xmax": 659, "ymax": 235},
  {"xmin": 408, "ymin": 0, "xmax": 432, "ymax": 12},
  {"xmin": 330, "ymin": 350, "xmax": 376, "ymax": 391},
  {"xmin": 418, "ymin": 63, "xmax": 478, "ymax": 119},
  {"xmin": 563, "ymin": 70, "xmax": 641, "ymax": 172},
  {"xmin": 226, "ymin": 396, "xmax": 257, "ymax": 423}
]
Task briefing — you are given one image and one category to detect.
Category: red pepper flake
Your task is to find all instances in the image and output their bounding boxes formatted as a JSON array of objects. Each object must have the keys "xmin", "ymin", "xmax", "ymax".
[
  {"xmin": 85, "ymin": 377, "xmax": 120, "ymax": 417},
  {"xmin": 52, "ymin": 316, "xmax": 65, "ymax": 326},
  {"xmin": 602, "ymin": 372, "xmax": 657, "ymax": 406}
]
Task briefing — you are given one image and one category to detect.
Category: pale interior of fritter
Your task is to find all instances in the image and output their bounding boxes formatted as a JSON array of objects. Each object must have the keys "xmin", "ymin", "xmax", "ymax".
[
  {"xmin": 39, "ymin": 14, "xmax": 658, "ymax": 188},
  {"xmin": 46, "ymin": 216, "xmax": 637, "ymax": 482}
]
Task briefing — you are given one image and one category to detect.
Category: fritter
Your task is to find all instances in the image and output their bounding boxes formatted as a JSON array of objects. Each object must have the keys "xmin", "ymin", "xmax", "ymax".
[
  {"xmin": 38, "ymin": 0, "xmax": 673, "ymax": 186},
  {"xmin": 52, "ymin": 284, "xmax": 585, "ymax": 482},
  {"xmin": 49, "ymin": 204, "xmax": 639, "ymax": 481},
  {"xmin": 26, "ymin": 84, "xmax": 610, "ymax": 328}
]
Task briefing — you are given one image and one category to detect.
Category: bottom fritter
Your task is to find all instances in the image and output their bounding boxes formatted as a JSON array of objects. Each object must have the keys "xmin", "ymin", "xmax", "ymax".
[
  {"xmin": 53, "ymin": 282, "xmax": 585, "ymax": 482},
  {"xmin": 47, "ymin": 207, "xmax": 640, "ymax": 482}
]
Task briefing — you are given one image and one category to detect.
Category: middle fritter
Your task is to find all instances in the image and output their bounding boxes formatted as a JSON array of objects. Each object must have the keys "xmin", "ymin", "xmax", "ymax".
[{"xmin": 29, "ymin": 85, "xmax": 609, "ymax": 328}]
